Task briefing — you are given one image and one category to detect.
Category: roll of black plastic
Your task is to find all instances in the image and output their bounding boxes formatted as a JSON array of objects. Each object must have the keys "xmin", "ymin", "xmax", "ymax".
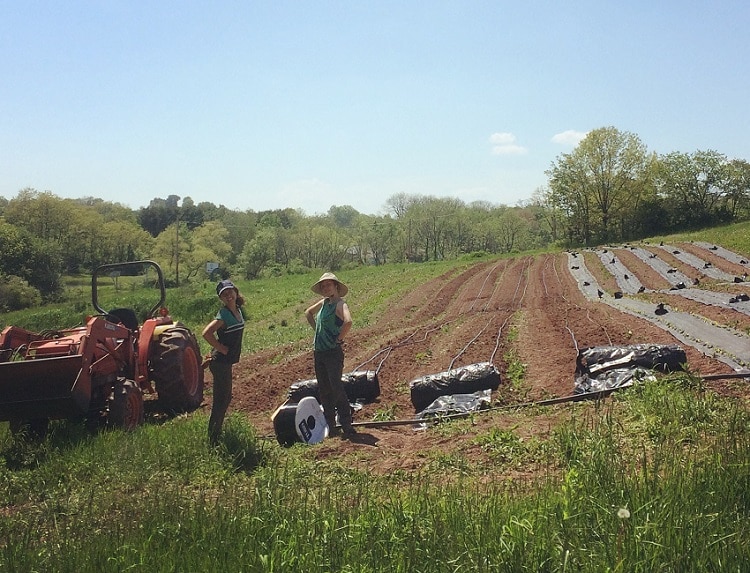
[
  {"xmin": 409, "ymin": 362, "xmax": 501, "ymax": 413},
  {"xmin": 287, "ymin": 370, "xmax": 380, "ymax": 403},
  {"xmin": 272, "ymin": 401, "xmax": 299, "ymax": 447},
  {"xmin": 343, "ymin": 370, "xmax": 381, "ymax": 402},
  {"xmin": 272, "ymin": 396, "xmax": 329, "ymax": 447}
]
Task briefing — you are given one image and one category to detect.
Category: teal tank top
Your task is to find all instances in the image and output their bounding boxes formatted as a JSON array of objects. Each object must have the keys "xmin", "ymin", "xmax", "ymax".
[{"xmin": 314, "ymin": 299, "xmax": 343, "ymax": 351}]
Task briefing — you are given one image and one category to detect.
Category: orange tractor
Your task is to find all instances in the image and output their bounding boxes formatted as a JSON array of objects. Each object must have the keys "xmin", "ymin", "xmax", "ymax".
[{"xmin": 0, "ymin": 261, "xmax": 203, "ymax": 437}]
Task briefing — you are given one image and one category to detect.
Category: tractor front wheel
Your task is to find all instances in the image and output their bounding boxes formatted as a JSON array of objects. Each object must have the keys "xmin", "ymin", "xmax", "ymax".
[
  {"xmin": 152, "ymin": 326, "xmax": 204, "ymax": 413},
  {"xmin": 109, "ymin": 379, "xmax": 144, "ymax": 430}
]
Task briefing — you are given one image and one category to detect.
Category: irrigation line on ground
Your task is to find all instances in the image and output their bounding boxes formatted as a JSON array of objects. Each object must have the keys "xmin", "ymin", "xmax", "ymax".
[
  {"xmin": 354, "ymin": 258, "xmax": 527, "ymax": 375},
  {"xmin": 262, "ymin": 371, "xmax": 749, "ymax": 441},
  {"xmin": 346, "ymin": 370, "xmax": 750, "ymax": 430},
  {"xmin": 553, "ymin": 252, "xmax": 614, "ymax": 349},
  {"xmin": 701, "ymin": 371, "xmax": 750, "ymax": 381},
  {"xmin": 348, "ymin": 389, "xmax": 619, "ymax": 429},
  {"xmin": 449, "ymin": 258, "xmax": 530, "ymax": 370}
]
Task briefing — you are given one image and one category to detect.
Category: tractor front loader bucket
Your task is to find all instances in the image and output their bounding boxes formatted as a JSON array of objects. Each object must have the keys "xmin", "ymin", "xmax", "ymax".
[{"xmin": 0, "ymin": 355, "xmax": 90, "ymax": 421}]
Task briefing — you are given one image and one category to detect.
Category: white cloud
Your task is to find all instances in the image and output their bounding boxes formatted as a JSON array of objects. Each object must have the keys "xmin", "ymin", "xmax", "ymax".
[
  {"xmin": 489, "ymin": 132, "xmax": 527, "ymax": 155},
  {"xmin": 551, "ymin": 130, "xmax": 587, "ymax": 146},
  {"xmin": 490, "ymin": 132, "xmax": 516, "ymax": 145}
]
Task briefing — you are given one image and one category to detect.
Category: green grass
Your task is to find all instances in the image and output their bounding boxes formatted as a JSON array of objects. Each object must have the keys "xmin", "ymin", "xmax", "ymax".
[
  {"xmin": 0, "ymin": 374, "xmax": 747, "ymax": 572},
  {"xmin": 645, "ymin": 219, "xmax": 750, "ymax": 256}
]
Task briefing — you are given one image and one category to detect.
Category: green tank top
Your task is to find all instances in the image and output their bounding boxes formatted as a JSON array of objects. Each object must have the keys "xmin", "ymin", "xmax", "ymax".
[{"xmin": 314, "ymin": 299, "xmax": 343, "ymax": 351}]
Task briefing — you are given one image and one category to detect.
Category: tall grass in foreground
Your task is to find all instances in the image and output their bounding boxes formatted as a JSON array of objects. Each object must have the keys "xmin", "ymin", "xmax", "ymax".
[{"xmin": 0, "ymin": 376, "xmax": 747, "ymax": 572}]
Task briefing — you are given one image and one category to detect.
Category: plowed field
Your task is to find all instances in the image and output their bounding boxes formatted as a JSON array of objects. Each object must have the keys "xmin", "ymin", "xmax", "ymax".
[{"xmin": 221, "ymin": 243, "xmax": 750, "ymax": 472}]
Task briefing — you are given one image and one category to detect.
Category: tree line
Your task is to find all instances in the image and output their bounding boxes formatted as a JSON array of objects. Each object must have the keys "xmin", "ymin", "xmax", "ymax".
[
  {"xmin": 2, "ymin": 125, "xmax": 748, "ymax": 310},
  {"xmin": 0, "ymin": 190, "xmax": 550, "ymax": 310}
]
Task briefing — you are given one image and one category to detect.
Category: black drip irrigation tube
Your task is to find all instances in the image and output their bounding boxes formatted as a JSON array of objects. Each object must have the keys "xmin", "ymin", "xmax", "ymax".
[
  {"xmin": 348, "ymin": 388, "xmax": 618, "ymax": 430},
  {"xmin": 345, "ymin": 370, "xmax": 750, "ymax": 431},
  {"xmin": 352, "ymin": 258, "xmax": 520, "ymax": 376},
  {"xmin": 701, "ymin": 371, "xmax": 750, "ymax": 381}
]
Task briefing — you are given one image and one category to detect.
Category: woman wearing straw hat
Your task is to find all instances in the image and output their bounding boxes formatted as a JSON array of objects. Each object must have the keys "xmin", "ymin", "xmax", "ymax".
[{"xmin": 304, "ymin": 272, "xmax": 355, "ymax": 437}]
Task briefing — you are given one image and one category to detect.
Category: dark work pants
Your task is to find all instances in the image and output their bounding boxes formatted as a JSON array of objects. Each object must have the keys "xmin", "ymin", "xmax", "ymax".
[
  {"xmin": 208, "ymin": 360, "xmax": 233, "ymax": 444},
  {"xmin": 313, "ymin": 345, "xmax": 352, "ymax": 429}
]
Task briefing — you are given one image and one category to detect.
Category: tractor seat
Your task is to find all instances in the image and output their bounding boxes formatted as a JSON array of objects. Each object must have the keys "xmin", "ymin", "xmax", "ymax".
[{"xmin": 106, "ymin": 308, "xmax": 140, "ymax": 331}]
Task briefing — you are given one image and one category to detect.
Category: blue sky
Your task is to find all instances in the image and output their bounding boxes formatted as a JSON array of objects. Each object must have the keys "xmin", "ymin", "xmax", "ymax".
[{"xmin": 1, "ymin": 1, "xmax": 748, "ymax": 216}]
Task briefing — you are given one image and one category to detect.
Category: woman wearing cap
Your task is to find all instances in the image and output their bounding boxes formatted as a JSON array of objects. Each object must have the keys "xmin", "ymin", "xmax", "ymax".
[
  {"xmin": 305, "ymin": 272, "xmax": 355, "ymax": 436},
  {"xmin": 202, "ymin": 279, "xmax": 245, "ymax": 444}
]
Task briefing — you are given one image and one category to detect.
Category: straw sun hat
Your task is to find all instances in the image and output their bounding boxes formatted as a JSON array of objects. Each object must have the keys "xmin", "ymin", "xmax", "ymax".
[{"xmin": 311, "ymin": 272, "xmax": 348, "ymax": 297}]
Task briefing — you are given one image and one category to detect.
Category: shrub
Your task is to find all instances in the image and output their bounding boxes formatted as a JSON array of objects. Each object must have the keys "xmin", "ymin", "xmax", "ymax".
[{"xmin": 0, "ymin": 274, "xmax": 42, "ymax": 311}]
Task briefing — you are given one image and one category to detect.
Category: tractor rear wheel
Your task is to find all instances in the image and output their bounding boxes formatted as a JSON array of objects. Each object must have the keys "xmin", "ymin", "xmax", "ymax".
[
  {"xmin": 109, "ymin": 379, "xmax": 144, "ymax": 430},
  {"xmin": 152, "ymin": 326, "xmax": 204, "ymax": 413}
]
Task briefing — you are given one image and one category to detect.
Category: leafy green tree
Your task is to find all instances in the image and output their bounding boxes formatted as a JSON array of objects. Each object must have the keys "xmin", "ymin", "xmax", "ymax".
[
  {"xmin": 547, "ymin": 127, "xmax": 649, "ymax": 245},
  {"xmin": 354, "ymin": 215, "xmax": 399, "ymax": 265},
  {"xmin": 180, "ymin": 197, "xmax": 205, "ymax": 230},
  {"xmin": 0, "ymin": 220, "xmax": 62, "ymax": 301},
  {"xmin": 524, "ymin": 190, "xmax": 559, "ymax": 247},
  {"xmin": 53, "ymin": 206, "xmax": 152, "ymax": 272},
  {"xmin": 496, "ymin": 208, "xmax": 531, "ymax": 253},
  {"xmin": 195, "ymin": 201, "xmax": 224, "ymax": 222},
  {"xmin": 138, "ymin": 196, "xmax": 179, "ymax": 237},
  {"xmin": 151, "ymin": 222, "xmax": 188, "ymax": 285},
  {"xmin": 294, "ymin": 217, "xmax": 351, "ymax": 270},
  {"xmin": 97, "ymin": 221, "xmax": 154, "ymax": 264},
  {"xmin": 75, "ymin": 197, "xmax": 137, "ymax": 223},
  {"xmin": 384, "ymin": 193, "xmax": 468, "ymax": 260},
  {"xmin": 460, "ymin": 201, "xmax": 507, "ymax": 253},
  {"xmin": 614, "ymin": 152, "xmax": 661, "ymax": 240},
  {"xmin": 384, "ymin": 192, "xmax": 412, "ymax": 219},
  {"xmin": 238, "ymin": 227, "xmax": 276, "ymax": 278},
  {"xmin": 151, "ymin": 221, "xmax": 232, "ymax": 284},
  {"xmin": 4, "ymin": 189, "xmax": 77, "ymax": 243},
  {"xmin": 385, "ymin": 192, "xmax": 419, "ymax": 260},
  {"xmin": 257, "ymin": 208, "xmax": 303, "ymax": 230},
  {"xmin": 656, "ymin": 150, "xmax": 729, "ymax": 229},
  {"xmin": 216, "ymin": 209, "xmax": 258, "ymax": 264},
  {"xmin": 723, "ymin": 158, "xmax": 750, "ymax": 219},
  {"xmin": 61, "ymin": 208, "xmax": 102, "ymax": 272},
  {"xmin": 181, "ymin": 221, "xmax": 233, "ymax": 281},
  {"xmin": 530, "ymin": 188, "xmax": 563, "ymax": 245},
  {"xmin": 327, "ymin": 205, "xmax": 360, "ymax": 228},
  {"xmin": 4, "ymin": 189, "xmax": 152, "ymax": 273}
]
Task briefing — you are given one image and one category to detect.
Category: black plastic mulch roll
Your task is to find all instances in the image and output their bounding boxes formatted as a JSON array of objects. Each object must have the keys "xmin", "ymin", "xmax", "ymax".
[
  {"xmin": 408, "ymin": 362, "xmax": 501, "ymax": 413},
  {"xmin": 287, "ymin": 370, "xmax": 381, "ymax": 403}
]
